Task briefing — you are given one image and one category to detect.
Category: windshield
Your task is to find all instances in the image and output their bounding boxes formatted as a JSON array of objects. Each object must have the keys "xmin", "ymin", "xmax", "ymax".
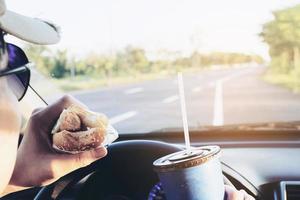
[{"xmin": 7, "ymin": 0, "xmax": 300, "ymax": 133}]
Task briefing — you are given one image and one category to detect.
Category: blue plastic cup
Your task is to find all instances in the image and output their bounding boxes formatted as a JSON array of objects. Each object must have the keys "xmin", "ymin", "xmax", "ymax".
[{"xmin": 153, "ymin": 146, "xmax": 224, "ymax": 200}]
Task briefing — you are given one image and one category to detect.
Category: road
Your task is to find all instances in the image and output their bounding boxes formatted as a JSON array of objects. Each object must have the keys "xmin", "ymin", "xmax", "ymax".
[{"xmin": 70, "ymin": 65, "xmax": 300, "ymax": 133}]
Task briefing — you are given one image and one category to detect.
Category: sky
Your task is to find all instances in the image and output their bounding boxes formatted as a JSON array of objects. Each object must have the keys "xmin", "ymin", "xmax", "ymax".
[{"xmin": 6, "ymin": 0, "xmax": 300, "ymax": 59}]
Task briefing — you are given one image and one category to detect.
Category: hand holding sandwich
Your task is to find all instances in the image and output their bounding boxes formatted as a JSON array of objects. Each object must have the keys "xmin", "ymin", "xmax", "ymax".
[{"xmin": 8, "ymin": 95, "xmax": 108, "ymax": 188}]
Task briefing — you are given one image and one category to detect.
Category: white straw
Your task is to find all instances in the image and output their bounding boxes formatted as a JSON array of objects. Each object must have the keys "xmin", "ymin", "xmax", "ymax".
[{"xmin": 177, "ymin": 72, "xmax": 191, "ymax": 154}]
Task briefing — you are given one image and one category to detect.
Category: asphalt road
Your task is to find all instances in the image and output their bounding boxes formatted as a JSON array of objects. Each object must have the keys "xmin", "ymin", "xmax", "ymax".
[{"xmin": 70, "ymin": 65, "xmax": 300, "ymax": 133}]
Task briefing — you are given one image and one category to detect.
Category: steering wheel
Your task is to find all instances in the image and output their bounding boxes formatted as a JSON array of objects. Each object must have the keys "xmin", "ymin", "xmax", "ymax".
[{"xmin": 34, "ymin": 140, "xmax": 235, "ymax": 200}]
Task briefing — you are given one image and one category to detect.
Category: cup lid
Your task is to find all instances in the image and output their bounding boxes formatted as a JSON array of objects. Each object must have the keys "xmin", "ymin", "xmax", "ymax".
[{"xmin": 153, "ymin": 146, "xmax": 220, "ymax": 172}]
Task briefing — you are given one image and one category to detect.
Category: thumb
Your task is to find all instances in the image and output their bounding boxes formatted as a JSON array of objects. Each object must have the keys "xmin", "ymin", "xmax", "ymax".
[
  {"xmin": 71, "ymin": 147, "xmax": 108, "ymax": 168},
  {"xmin": 55, "ymin": 147, "xmax": 107, "ymax": 173}
]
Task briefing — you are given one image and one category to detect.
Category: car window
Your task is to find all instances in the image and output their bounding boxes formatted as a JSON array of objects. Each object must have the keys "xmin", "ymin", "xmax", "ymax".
[{"xmin": 8, "ymin": 0, "xmax": 300, "ymax": 133}]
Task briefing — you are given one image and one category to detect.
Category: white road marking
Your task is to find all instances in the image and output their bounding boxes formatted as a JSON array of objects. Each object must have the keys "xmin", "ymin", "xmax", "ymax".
[
  {"xmin": 213, "ymin": 80, "xmax": 224, "ymax": 126},
  {"xmin": 210, "ymin": 68, "xmax": 254, "ymax": 126},
  {"xmin": 162, "ymin": 95, "xmax": 179, "ymax": 103},
  {"xmin": 109, "ymin": 111, "xmax": 138, "ymax": 125},
  {"xmin": 192, "ymin": 86, "xmax": 202, "ymax": 93},
  {"xmin": 124, "ymin": 87, "xmax": 143, "ymax": 94}
]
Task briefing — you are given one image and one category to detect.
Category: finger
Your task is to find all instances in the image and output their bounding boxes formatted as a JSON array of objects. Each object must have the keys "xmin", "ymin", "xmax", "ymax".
[
  {"xmin": 75, "ymin": 147, "xmax": 108, "ymax": 167},
  {"xmin": 37, "ymin": 95, "xmax": 87, "ymax": 131},
  {"xmin": 55, "ymin": 147, "xmax": 107, "ymax": 173},
  {"xmin": 41, "ymin": 95, "xmax": 87, "ymax": 118},
  {"xmin": 31, "ymin": 107, "xmax": 45, "ymax": 115},
  {"xmin": 22, "ymin": 106, "xmax": 50, "ymax": 149}
]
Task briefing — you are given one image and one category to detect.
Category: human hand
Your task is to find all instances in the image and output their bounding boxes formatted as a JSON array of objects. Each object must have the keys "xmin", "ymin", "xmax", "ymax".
[
  {"xmin": 225, "ymin": 185, "xmax": 255, "ymax": 200},
  {"xmin": 9, "ymin": 95, "xmax": 107, "ymax": 187}
]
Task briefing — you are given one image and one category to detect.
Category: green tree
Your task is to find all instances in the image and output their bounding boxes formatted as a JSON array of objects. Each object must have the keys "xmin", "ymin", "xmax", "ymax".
[
  {"xmin": 24, "ymin": 45, "xmax": 53, "ymax": 75},
  {"xmin": 51, "ymin": 50, "xmax": 69, "ymax": 78},
  {"xmin": 261, "ymin": 5, "xmax": 300, "ymax": 72},
  {"xmin": 125, "ymin": 46, "xmax": 149, "ymax": 73}
]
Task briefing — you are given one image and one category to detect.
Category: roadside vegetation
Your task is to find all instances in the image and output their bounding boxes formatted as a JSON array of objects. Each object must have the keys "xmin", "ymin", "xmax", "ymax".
[
  {"xmin": 261, "ymin": 4, "xmax": 300, "ymax": 92},
  {"xmin": 25, "ymin": 41, "xmax": 263, "ymax": 92}
]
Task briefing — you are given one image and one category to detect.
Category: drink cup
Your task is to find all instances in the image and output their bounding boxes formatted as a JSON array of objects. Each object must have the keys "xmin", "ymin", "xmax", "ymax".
[{"xmin": 153, "ymin": 146, "xmax": 224, "ymax": 200}]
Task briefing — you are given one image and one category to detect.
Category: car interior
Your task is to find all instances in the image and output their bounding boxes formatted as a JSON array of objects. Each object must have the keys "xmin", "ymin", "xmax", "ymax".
[
  {"xmin": 2, "ymin": 0, "xmax": 300, "ymax": 200},
  {"xmin": 1, "ymin": 121, "xmax": 299, "ymax": 200}
]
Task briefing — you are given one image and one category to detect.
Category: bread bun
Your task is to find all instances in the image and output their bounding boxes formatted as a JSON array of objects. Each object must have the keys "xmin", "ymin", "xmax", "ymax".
[{"xmin": 52, "ymin": 105, "xmax": 108, "ymax": 153}]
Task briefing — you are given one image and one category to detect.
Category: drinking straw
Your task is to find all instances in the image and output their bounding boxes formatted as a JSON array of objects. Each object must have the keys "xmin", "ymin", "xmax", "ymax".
[{"xmin": 177, "ymin": 72, "xmax": 191, "ymax": 154}]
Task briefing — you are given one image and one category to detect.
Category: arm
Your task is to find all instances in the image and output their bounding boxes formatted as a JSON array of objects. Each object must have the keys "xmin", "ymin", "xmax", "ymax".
[
  {"xmin": 0, "ymin": 78, "xmax": 22, "ymax": 194},
  {"xmin": 6, "ymin": 95, "xmax": 107, "ymax": 190}
]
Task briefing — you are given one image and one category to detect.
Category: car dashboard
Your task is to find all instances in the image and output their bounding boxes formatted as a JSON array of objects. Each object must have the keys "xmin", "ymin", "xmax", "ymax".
[
  {"xmin": 117, "ymin": 128, "xmax": 300, "ymax": 200},
  {"xmin": 1, "ymin": 128, "xmax": 300, "ymax": 200}
]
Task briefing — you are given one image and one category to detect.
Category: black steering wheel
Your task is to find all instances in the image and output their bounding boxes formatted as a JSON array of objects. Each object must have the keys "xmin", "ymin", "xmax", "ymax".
[{"xmin": 34, "ymin": 140, "xmax": 235, "ymax": 200}]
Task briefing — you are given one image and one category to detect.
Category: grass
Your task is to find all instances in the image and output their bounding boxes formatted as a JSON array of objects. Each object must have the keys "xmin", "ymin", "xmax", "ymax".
[
  {"xmin": 51, "ymin": 71, "xmax": 174, "ymax": 92},
  {"xmin": 263, "ymin": 70, "xmax": 300, "ymax": 93},
  {"xmin": 51, "ymin": 65, "xmax": 245, "ymax": 92}
]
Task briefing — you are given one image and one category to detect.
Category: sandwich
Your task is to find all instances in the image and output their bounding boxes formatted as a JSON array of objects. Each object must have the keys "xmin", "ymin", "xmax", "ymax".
[{"xmin": 51, "ymin": 105, "xmax": 109, "ymax": 153}]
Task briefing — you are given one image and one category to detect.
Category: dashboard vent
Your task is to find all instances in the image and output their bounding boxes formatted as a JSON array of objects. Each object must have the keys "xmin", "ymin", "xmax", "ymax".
[{"xmin": 286, "ymin": 184, "xmax": 300, "ymax": 200}]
